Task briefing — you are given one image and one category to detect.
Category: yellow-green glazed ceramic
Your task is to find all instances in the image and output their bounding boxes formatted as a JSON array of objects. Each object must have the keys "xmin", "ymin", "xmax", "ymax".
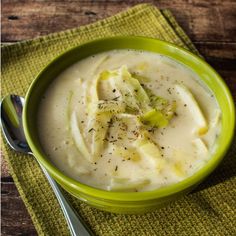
[{"xmin": 23, "ymin": 37, "xmax": 235, "ymax": 214}]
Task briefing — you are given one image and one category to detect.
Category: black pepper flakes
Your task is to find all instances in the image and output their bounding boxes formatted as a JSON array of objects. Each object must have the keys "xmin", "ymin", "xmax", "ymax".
[
  {"xmin": 115, "ymin": 165, "xmax": 118, "ymax": 171},
  {"xmin": 109, "ymin": 140, "xmax": 117, "ymax": 143},
  {"xmin": 88, "ymin": 128, "xmax": 95, "ymax": 132},
  {"xmin": 167, "ymin": 88, "xmax": 172, "ymax": 94},
  {"xmin": 112, "ymin": 96, "xmax": 120, "ymax": 101}
]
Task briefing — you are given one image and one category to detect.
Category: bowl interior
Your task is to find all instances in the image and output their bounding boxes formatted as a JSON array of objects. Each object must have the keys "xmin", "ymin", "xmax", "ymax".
[{"xmin": 23, "ymin": 36, "xmax": 235, "ymax": 201}]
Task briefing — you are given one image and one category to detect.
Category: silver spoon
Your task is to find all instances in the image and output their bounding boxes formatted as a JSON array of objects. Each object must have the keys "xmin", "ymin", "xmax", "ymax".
[{"xmin": 1, "ymin": 95, "xmax": 93, "ymax": 236}]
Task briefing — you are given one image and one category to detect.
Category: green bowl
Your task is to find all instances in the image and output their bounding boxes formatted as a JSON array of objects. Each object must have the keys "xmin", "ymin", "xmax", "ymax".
[{"xmin": 23, "ymin": 36, "xmax": 235, "ymax": 214}]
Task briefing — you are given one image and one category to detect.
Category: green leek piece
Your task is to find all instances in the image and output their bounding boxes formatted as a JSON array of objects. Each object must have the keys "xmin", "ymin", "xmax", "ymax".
[
  {"xmin": 86, "ymin": 72, "xmax": 126, "ymax": 158},
  {"xmin": 105, "ymin": 66, "xmax": 151, "ymax": 112},
  {"xmin": 87, "ymin": 101, "xmax": 125, "ymax": 158},
  {"xmin": 143, "ymin": 86, "xmax": 176, "ymax": 120},
  {"xmin": 70, "ymin": 112, "xmax": 91, "ymax": 161},
  {"xmin": 86, "ymin": 74, "xmax": 126, "ymax": 159},
  {"xmin": 108, "ymin": 177, "xmax": 150, "ymax": 191},
  {"xmin": 164, "ymin": 101, "xmax": 177, "ymax": 120},
  {"xmin": 99, "ymin": 70, "xmax": 118, "ymax": 80},
  {"xmin": 140, "ymin": 109, "xmax": 169, "ymax": 128}
]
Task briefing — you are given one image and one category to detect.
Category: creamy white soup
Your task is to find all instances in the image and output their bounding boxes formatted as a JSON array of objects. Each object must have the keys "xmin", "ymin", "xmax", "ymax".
[{"xmin": 38, "ymin": 50, "xmax": 221, "ymax": 192}]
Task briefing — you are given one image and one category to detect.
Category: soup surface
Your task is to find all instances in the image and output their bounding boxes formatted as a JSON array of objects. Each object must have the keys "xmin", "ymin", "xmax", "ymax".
[{"xmin": 38, "ymin": 49, "xmax": 221, "ymax": 192}]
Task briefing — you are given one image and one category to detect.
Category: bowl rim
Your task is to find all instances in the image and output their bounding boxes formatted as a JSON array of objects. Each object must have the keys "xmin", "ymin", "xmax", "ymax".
[{"xmin": 23, "ymin": 36, "xmax": 235, "ymax": 202}]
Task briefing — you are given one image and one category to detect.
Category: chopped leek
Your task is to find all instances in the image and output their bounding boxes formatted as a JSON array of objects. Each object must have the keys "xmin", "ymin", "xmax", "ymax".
[
  {"xmin": 99, "ymin": 70, "xmax": 118, "ymax": 80},
  {"xmin": 87, "ymin": 100, "xmax": 125, "ymax": 158},
  {"xmin": 140, "ymin": 109, "xmax": 169, "ymax": 128},
  {"xmin": 99, "ymin": 66, "xmax": 176, "ymax": 128},
  {"xmin": 134, "ymin": 137, "xmax": 165, "ymax": 171},
  {"xmin": 106, "ymin": 66, "xmax": 151, "ymax": 112},
  {"xmin": 81, "ymin": 65, "xmax": 179, "ymax": 162},
  {"xmin": 143, "ymin": 86, "xmax": 176, "ymax": 120},
  {"xmin": 175, "ymin": 84, "xmax": 208, "ymax": 135}
]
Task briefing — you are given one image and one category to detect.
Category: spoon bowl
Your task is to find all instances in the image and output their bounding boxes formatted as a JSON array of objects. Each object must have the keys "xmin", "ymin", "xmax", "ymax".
[{"xmin": 1, "ymin": 95, "xmax": 31, "ymax": 154}]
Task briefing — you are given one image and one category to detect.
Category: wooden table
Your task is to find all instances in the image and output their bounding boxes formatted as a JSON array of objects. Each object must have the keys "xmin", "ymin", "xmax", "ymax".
[{"xmin": 1, "ymin": 0, "xmax": 236, "ymax": 235}]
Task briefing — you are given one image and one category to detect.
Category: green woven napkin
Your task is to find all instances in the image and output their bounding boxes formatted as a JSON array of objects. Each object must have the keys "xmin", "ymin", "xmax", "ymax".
[{"xmin": 2, "ymin": 4, "xmax": 236, "ymax": 236}]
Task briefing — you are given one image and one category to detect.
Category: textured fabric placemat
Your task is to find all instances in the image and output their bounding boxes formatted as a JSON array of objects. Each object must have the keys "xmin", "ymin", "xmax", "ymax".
[{"xmin": 2, "ymin": 4, "xmax": 236, "ymax": 236}]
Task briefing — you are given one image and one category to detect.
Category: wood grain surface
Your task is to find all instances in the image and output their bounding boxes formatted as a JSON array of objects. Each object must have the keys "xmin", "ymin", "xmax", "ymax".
[{"xmin": 1, "ymin": 0, "xmax": 236, "ymax": 235}]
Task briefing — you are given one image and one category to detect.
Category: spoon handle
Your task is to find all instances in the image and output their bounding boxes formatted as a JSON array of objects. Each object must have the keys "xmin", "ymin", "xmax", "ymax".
[{"xmin": 39, "ymin": 162, "xmax": 93, "ymax": 236}]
